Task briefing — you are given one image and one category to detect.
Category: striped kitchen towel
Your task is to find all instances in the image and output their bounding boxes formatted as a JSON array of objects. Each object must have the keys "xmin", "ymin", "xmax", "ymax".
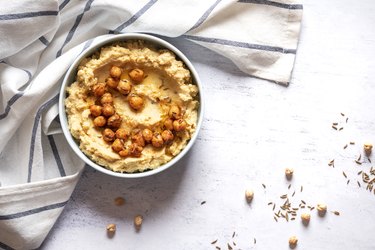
[{"xmin": 0, "ymin": 0, "xmax": 303, "ymax": 249}]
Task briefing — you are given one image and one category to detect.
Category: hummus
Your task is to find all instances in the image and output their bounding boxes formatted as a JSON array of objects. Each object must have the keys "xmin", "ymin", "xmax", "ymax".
[{"xmin": 65, "ymin": 40, "xmax": 199, "ymax": 173}]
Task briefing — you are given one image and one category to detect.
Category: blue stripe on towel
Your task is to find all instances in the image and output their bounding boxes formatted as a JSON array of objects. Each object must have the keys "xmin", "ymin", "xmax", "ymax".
[
  {"xmin": 0, "ymin": 200, "xmax": 68, "ymax": 220},
  {"xmin": 109, "ymin": 0, "xmax": 158, "ymax": 34},
  {"xmin": 47, "ymin": 135, "xmax": 67, "ymax": 177},
  {"xmin": 238, "ymin": 0, "xmax": 303, "ymax": 10},
  {"xmin": 27, "ymin": 95, "xmax": 59, "ymax": 182},
  {"xmin": 56, "ymin": 0, "xmax": 95, "ymax": 57},
  {"xmin": 0, "ymin": 11, "xmax": 58, "ymax": 21},
  {"xmin": 181, "ymin": 34, "xmax": 297, "ymax": 54}
]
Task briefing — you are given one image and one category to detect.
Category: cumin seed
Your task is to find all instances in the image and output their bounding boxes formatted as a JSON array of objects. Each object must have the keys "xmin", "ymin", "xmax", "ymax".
[
  {"xmin": 254, "ymin": 238, "xmax": 256, "ymax": 244},
  {"xmin": 301, "ymin": 186, "xmax": 303, "ymax": 192},
  {"xmin": 343, "ymin": 172, "xmax": 347, "ymax": 178},
  {"xmin": 232, "ymin": 232, "xmax": 235, "ymax": 238},
  {"xmin": 343, "ymin": 144, "xmax": 348, "ymax": 149},
  {"xmin": 333, "ymin": 211, "xmax": 340, "ymax": 216},
  {"xmin": 211, "ymin": 240, "xmax": 218, "ymax": 245},
  {"xmin": 332, "ymin": 126, "xmax": 338, "ymax": 130},
  {"xmin": 288, "ymin": 184, "xmax": 291, "ymax": 189},
  {"xmin": 341, "ymin": 112, "xmax": 345, "ymax": 116},
  {"xmin": 332, "ymin": 122, "xmax": 338, "ymax": 125},
  {"xmin": 357, "ymin": 181, "xmax": 361, "ymax": 187},
  {"xmin": 350, "ymin": 141, "xmax": 355, "ymax": 145},
  {"xmin": 262, "ymin": 183, "xmax": 266, "ymax": 189},
  {"xmin": 355, "ymin": 160, "xmax": 362, "ymax": 165}
]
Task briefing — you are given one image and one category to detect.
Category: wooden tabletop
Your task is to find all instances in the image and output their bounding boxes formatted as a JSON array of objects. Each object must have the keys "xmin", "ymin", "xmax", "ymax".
[{"xmin": 41, "ymin": 1, "xmax": 375, "ymax": 249}]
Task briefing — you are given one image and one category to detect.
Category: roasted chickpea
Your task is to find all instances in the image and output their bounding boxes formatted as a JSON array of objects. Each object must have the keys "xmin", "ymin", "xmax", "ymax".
[
  {"xmin": 129, "ymin": 68, "xmax": 145, "ymax": 83},
  {"xmin": 169, "ymin": 105, "xmax": 181, "ymax": 119},
  {"xmin": 142, "ymin": 128, "xmax": 153, "ymax": 143},
  {"xmin": 92, "ymin": 83, "xmax": 106, "ymax": 97},
  {"xmin": 117, "ymin": 79, "xmax": 132, "ymax": 95},
  {"xmin": 129, "ymin": 143, "xmax": 143, "ymax": 157},
  {"xmin": 107, "ymin": 114, "xmax": 122, "ymax": 128},
  {"xmin": 102, "ymin": 104, "xmax": 115, "ymax": 117},
  {"xmin": 161, "ymin": 130, "xmax": 174, "ymax": 144},
  {"xmin": 112, "ymin": 139, "xmax": 124, "ymax": 152},
  {"xmin": 119, "ymin": 148, "xmax": 130, "ymax": 157},
  {"xmin": 89, "ymin": 105, "xmax": 102, "ymax": 117},
  {"xmin": 173, "ymin": 119, "xmax": 187, "ymax": 132},
  {"xmin": 106, "ymin": 77, "xmax": 119, "ymax": 89},
  {"xmin": 100, "ymin": 93, "xmax": 113, "ymax": 105},
  {"xmin": 152, "ymin": 132, "xmax": 164, "ymax": 148},
  {"xmin": 164, "ymin": 118, "xmax": 174, "ymax": 131},
  {"xmin": 110, "ymin": 66, "xmax": 122, "ymax": 79},
  {"xmin": 115, "ymin": 128, "xmax": 128, "ymax": 140},
  {"xmin": 102, "ymin": 128, "xmax": 115, "ymax": 142},
  {"xmin": 131, "ymin": 131, "xmax": 145, "ymax": 147},
  {"xmin": 128, "ymin": 94, "xmax": 144, "ymax": 111},
  {"xmin": 93, "ymin": 116, "xmax": 106, "ymax": 127}
]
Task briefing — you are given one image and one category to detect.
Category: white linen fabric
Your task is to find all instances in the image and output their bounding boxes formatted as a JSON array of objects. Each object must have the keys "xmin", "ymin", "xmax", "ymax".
[{"xmin": 0, "ymin": 0, "xmax": 303, "ymax": 249}]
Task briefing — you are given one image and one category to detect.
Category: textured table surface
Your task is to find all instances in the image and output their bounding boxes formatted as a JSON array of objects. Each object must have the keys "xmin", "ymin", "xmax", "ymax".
[{"xmin": 41, "ymin": 1, "xmax": 375, "ymax": 249}]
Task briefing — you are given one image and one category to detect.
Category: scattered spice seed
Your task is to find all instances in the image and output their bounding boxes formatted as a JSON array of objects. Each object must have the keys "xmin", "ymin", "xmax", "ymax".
[
  {"xmin": 211, "ymin": 240, "xmax": 218, "ymax": 245},
  {"xmin": 346, "ymin": 117, "xmax": 349, "ymax": 123},
  {"xmin": 343, "ymin": 144, "xmax": 348, "ymax": 149},
  {"xmin": 343, "ymin": 171, "xmax": 347, "ymax": 178},
  {"xmin": 332, "ymin": 125, "xmax": 338, "ymax": 130},
  {"xmin": 355, "ymin": 160, "xmax": 362, "ymax": 165},
  {"xmin": 227, "ymin": 243, "xmax": 233, "ymax": 250},
  {"xmin": 333, "ymin": 211, "xmax": 340, "ymax": 216},
  {"xmin": 233, "ymin": 242, "xmax": 236, "ymax": 246},
  {"xmin": 254, "ymin": 238, "xmax": 257, "ymax": 244},
  {"xmin": 274, "ymin": 216, "xmax": 278, "ymax": 222},
  {"xmin": 273, "ymin": 204, "xmax": 276, "ymax": 211},
  {"xmin": 328, "ymin": 159, "xmax": 335, "ymax": 167},
  {"xmin": 339, "ymin": 127, "xmax": 344, "ymax": 131},
  {"xmin": 357, "ymin": 154, "xmax": 362, "ymax": 161},
  {"xmin": 292, "ymin": 191, "xmax": 296, "ymax": 197},
  {"xmin": 262, "ymin": 183, "xmax": 266, "ymax": 189},
  {"xmin": 216, "ymin": 247, "xmax": 221, "ymax": 250},
  {"xmin": 350, "ymin": 141, "xmax": 355, "ymax": 145},
  {"xmin": 232, "ymin": 232, "xmax": 235, "ymax": 238},
  {"xmin": 369, "ymin": 158, "xmax": 372, "ymax": 163},
  {"xmin": 358, "ymin": 171, "xmax": 363, "ymax": 175},
  {"xmin": 357, "ymin": 181, "xmax": 361, "ymax": 187},
  {"xmin": 341, "ymin": 113, "xmax": 345, "ymax": 116},
  {"xmin": 201, "ymin": 201, "xmax": 206, "ymax": 205},
  {"xmin": 268, "ymin": 202, "xmax": 273, "ymax": 205},
  {"xmin": 347, "ymin": 180, "xmax": 350, "ymax": 185},
  {"xmin": 301, "ymin": 200, "xmax": 306, "ymax": 204},
  {"xmin": 288, "ymin": 184, "xmax": 291, "ymax": 189},
  {"xmin": 332, "ymin": 122, "xmax": 338, "ymax": 125},
  {"xmin": 300, "ymin": 186, "xmax": 303, "ymax": 192},
  {"xmin": 291, "ymin": 217, "xmax": 296, "ymax": 221}
]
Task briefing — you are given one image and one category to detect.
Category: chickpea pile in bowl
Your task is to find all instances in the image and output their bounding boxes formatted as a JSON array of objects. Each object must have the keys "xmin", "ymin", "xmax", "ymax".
[{"xmin": 89, "ymin": 66, "xmax": 188, "ymax": 159}]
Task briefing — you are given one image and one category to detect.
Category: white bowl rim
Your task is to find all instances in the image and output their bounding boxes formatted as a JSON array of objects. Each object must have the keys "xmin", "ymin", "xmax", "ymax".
[{"xmin": 59, "ymin": 33, "xmax": 204, "ymax": 178}]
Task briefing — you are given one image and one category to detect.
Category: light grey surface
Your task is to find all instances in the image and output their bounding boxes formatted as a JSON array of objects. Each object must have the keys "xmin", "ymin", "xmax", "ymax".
[{"xmin": 41, "ymin": 1, "xmax": 375, "ymax": 249}]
